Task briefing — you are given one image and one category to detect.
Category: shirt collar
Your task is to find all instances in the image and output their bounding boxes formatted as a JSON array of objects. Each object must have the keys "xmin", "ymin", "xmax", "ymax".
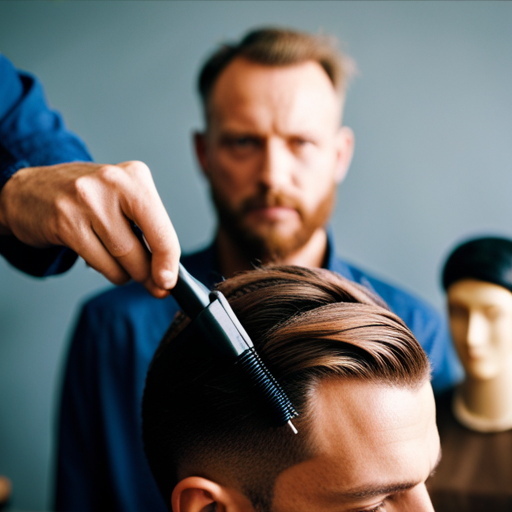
[
  {"xmin": 200, "ymin": 227, "xmax": 359, "ymax": 286},
  {"xmin": 324, "ymin": 227, "xmax": 355, "ymax": 281},
  {"xmin": 324, "ymin": 228, "xmax": 380, "ymax": 297}
]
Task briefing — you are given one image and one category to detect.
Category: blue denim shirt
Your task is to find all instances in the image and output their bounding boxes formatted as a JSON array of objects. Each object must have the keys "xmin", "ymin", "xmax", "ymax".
[
  {"xmin": 0, "ymin": 54, "xmax": 92, "ymax": 276},
  {"xmin": 56, "ymin": 236, "xmax": 460, "ymax": 512}
]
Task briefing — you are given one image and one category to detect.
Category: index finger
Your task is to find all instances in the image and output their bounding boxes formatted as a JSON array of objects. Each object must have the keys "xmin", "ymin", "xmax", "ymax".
[{"xmin": 130, "ymin": 193, "xmax": 181, "ymax": 290}]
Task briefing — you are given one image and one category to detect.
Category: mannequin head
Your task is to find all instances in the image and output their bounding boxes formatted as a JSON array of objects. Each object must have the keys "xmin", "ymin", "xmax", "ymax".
[
  {"xmin": 446, "ymin": 279, "xmax": 512, "ymax": 380},
  {"xmin": 143, "ymin": 266, "xmax": 438, "ymax": 511},
  {"xmin": 442, "ymin": 237, "xmax": 512, "ymax": 381}
]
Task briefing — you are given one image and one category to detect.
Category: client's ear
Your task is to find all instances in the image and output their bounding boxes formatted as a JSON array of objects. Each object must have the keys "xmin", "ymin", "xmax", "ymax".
[{"xmin": 172, "ymin": 476, "xmax": 253, "ymax": 512}]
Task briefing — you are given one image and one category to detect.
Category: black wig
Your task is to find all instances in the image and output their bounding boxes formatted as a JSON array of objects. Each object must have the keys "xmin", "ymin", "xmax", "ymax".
[{"xmin": 442, "ymin": 237, "xmax": 512, "ymax": 293}]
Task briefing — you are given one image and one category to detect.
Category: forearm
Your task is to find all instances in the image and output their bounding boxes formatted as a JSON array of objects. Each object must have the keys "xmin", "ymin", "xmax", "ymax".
[
  {"xmin": 0, "ymin": 57, "xmax": 180, "ymax": 291},
  {"xmin": 0, "ymin": 161, "xmax": 79, "ymax": 277},
  {"xmin": 0, "ymin": 55, "xmax": 93, "ymax": 273}
]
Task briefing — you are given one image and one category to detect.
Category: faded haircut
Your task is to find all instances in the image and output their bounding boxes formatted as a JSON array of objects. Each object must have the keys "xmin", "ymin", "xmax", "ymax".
[
  {"xmin": 197, "ymin": 27, "xmax": 356, "ymax": 121},
  {"xmin": 142, "ymin": 266, "xmax": 430, "ymax": 511}
]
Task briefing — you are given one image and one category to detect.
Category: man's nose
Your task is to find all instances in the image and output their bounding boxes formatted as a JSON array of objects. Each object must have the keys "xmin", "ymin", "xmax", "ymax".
[
  {"xmin": 466, "ymin": 312, "xmax": 487, "ymax": 349},
  {"xmin": 259, "ymin": 138, "xmax": 294, "ymax": 190},
  {"xmin": 401, "ymin": 484, "xmax": 435, "ymax": 511}
]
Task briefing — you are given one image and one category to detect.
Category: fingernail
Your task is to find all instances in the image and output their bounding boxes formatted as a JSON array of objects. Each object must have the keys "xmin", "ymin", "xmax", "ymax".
[{"xmin": 160, "ymin": 270, "xmax": 175, "ymax": 289}]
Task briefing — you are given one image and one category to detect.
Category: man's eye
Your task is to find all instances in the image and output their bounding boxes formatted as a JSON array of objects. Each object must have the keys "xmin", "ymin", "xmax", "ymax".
[
  {"xmin": 358, "ymin": 503, "xmax": 385, "ymax": 512},
  {"xmin": 291, "ymin": 137, "xmax": 312, "ymax": 148},
  {"xmin": 226, "ymin": 136, "xmax": 259, "ymax": 148}
]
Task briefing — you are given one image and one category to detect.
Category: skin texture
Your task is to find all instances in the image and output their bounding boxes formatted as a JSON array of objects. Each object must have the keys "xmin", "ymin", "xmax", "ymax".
[
  {"xmin": 447, "ymin": 278, "xmax": 512, "ymax": 420},
  {"xmin": 195, "ymin": 58, "xmax": 354, "ymax": 277},
  {"xmin": 0, "ymin": 160, "xmax": 180, "ymax": 297},
  {"xmin": 172, "ymin": 380, "xmax": 440, "ymax": 512}
]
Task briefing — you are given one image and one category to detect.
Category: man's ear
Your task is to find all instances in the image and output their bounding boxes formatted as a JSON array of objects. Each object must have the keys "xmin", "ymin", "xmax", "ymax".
[
  {"xmin": 334, "ymin": 126, "xmax": 355, "ymax": 184},
  {"xmin": 193, "ymin": 132, "xmax": 209, "ymax": 177},
  {"xmin": 171, "ymin": 476, "xmax": 253, "ymax": 512}
]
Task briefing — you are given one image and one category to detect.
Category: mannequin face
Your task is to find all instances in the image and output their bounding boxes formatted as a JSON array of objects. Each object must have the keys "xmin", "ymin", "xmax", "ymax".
[{"xmin": 447, "ymin": 279, "xmax": 512, "ymax": 380}]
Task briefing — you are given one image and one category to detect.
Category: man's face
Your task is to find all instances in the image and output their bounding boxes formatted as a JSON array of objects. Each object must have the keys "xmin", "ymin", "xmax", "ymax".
[
  {"xmin": 447, "ymin": 278, "xmax": 512, "ymax": 380},
  {"xmin": 272, "ymin": 379, "xmax": 440, "ymax": 512},
  {"xmin": 195, "ymin": 58, "xmax": 353, "ymax": 262}
]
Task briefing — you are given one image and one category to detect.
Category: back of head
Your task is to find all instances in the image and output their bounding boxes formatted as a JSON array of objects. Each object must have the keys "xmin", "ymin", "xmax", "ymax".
[
  {"xmin": 197, "ymin": 27, "xmax": 356, "ymax": 119},
  {"xmin": 442, "ymin": 236, "xmax": 512, "ymax": 293},
  {"xmin": 143, "ymin": 266, "xmax": 430, "ymax": 510}
]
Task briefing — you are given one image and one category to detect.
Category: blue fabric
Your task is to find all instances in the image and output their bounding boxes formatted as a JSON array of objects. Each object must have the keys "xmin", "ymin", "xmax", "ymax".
[
  {"xmin": 0, "ymin": 54, "xmax": 92, "ymax": 276},
  {"xmin": 55, "ymin": 235, "xmax": 461, "ymax": 512}
]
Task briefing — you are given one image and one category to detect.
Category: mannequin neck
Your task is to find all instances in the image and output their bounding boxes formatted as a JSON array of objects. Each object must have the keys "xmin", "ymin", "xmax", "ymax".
[{"xmin": 215, "ymin": 227, "xmax": 328, "ymax": 279}]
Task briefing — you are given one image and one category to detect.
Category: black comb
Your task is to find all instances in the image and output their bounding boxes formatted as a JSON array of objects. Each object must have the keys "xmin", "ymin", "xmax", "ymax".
[{"xmin": 174, "ymin": 264, "xmax": 299, "ymax": 433}]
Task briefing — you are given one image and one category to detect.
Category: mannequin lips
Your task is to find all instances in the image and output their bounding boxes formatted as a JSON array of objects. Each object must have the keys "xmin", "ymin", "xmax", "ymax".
[{"xmin": 467, "ymin": 348, "xmax": 487, "ymax": 360}]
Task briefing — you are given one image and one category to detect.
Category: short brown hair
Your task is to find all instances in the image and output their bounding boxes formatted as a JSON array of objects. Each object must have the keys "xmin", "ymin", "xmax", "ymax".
[
  {"xmin": 142, "ymin": 266, "xmax": 430, "ymax": 511},
  {"xmin": 198, "ymin": 27, "xmax": 356, "ymax": 117}
]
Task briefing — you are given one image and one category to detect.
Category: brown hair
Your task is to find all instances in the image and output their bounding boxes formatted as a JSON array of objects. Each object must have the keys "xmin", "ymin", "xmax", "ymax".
[
  {"xmin": 198, "ymin": 27, "xmax": 356, "ymax": 118},
  {"xmin": 142, "ymin": 266, "xmax": 430, "ymax": 511}
]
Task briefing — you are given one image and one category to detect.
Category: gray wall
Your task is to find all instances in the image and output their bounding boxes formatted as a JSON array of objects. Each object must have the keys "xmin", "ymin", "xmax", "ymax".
[{"xmin": 1, "ymin": 1, "xmax": 511, "ymax": 510}]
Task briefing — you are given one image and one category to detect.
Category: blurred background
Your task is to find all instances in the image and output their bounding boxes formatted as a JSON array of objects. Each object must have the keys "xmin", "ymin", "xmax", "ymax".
[{"xmin": 0, "ymin": 1, "xmax": 511, "ymax": 510}]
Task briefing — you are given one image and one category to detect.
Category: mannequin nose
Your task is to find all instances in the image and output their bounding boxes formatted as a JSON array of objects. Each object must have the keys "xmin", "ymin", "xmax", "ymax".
[{"xmin": 466, "ymin": 312, "xmax": 488, "ymax": 349}]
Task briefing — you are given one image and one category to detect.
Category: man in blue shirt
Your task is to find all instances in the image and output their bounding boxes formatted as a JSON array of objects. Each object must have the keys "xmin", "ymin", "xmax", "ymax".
[
  {"xmin": 56, "ymin": 28, "xmax": 460, "ymax": 512},
  {"xmin": 0, "ymin": 53, "xmax": 180, "ymax": 294}
]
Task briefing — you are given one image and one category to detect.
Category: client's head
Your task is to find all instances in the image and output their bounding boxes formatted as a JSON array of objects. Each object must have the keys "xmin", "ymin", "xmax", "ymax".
[{"xmin": 143, "ymin": 266, "xmax": 439, "ymax": 512}]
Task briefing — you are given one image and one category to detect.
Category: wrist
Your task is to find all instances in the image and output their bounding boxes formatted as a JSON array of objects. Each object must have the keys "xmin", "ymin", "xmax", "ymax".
[
  {"xmin": 0, "ymin": 142, "xmax": 29, "ymax": 193},
  {"xmin": 0, "ymin": 162, "xmax": 29, "ymax": 234},
  {"xmin": 0, "ymin": 185, "xmax": 12, "ymax": 234}
]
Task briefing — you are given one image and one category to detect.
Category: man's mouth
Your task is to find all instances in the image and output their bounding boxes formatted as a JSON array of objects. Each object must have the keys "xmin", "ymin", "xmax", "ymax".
[
  {"xmin": 245, "ymin": 205, "xmax": 298, "ymax": 221},
  {"xmin": 242, "ymin": 193, "xmax": 301, "ymax": 221}
]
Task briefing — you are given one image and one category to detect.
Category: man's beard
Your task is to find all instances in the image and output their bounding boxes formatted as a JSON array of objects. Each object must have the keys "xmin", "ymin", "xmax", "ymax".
[{"xmin": 211, "ymin": 187, "xmax": 336, "ymax": 264}]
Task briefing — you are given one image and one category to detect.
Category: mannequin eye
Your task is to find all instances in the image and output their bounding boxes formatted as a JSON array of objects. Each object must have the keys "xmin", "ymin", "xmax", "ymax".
[
  {"xmin": 484, "ymin": 306, "xmax": 502, "ymax": 321},
  {"xmin": 448, "ymin": 304, "xmax": 468, "ymax": 319}
]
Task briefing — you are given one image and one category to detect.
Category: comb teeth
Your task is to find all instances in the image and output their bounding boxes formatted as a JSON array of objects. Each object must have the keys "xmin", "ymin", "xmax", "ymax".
[{"xmin": 236, "ymin": 347, "xmax": 298, "ymax": 426}]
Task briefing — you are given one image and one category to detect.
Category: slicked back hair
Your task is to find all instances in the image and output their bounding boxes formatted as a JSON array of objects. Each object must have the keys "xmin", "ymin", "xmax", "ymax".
[
  {"xmin": 197, "ymin": 27, "xmax": 356, "ymax": 121},
  {"xmin": 142, "ymin": 266, "xmax": 430, "ymax": 511}
]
